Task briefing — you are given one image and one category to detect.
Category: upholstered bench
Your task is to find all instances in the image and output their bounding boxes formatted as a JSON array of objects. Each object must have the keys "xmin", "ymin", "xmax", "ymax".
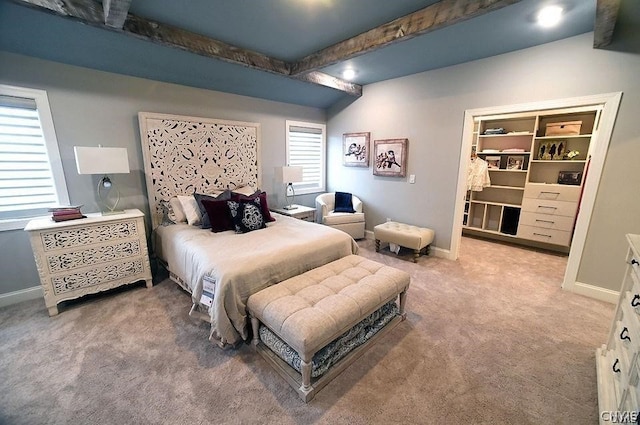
[
  {"xmin": 374, "ymin": 221, "xmax": 435, "ymax": 262},
  {"xmin": 247, "ymin": 255, "xmax": 410, "ymax": 402}
]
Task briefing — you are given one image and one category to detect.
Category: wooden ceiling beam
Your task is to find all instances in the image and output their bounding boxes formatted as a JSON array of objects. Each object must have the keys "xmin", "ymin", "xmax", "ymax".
[
  {"xmin": 103, "ymin": 0, "xmax": 133, "ymax": 29},
  {"xmin": 290, "ymin": 0, "xmax": 521, "ymax": 75},
  {"xmin": 9, "ymin": 0, "xmax": 361, "ymax": 97},
  {"xmin": 594, "ymin": 0, "xmax": 621, "ymax": 48}
]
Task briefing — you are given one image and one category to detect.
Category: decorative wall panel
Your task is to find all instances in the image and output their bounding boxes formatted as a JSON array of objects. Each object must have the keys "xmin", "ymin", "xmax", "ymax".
[{"xmin": 138, "ymin": 112, "xmax": 261, "ymax": 228}]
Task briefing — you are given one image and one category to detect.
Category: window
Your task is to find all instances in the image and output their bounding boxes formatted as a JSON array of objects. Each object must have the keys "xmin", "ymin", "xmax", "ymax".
[
  {"xmin": 285, "ymin": 120, "xmax": 326, "ymax": 194},
  {"xmin": 0, "ymin": 84, "xmax": 69, "ymax": 230}
]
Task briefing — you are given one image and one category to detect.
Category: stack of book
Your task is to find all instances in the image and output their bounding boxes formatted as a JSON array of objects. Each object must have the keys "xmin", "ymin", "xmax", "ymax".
[{"xmin": 49, "ymin": 205, "xmax": 85, "ymax": 222}]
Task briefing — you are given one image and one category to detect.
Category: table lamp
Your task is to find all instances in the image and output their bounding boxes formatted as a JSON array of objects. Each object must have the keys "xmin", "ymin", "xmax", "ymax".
[
  {"xmin": 74, "ymin": 146, "xmax": 130, "ymax": 215},
  {"xmin": 278, "ymin": 166, "xmax": 303, "ymax": 210}
]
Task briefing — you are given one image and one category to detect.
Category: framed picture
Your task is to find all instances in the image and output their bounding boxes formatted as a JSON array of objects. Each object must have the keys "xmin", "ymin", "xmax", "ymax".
[
  {"xmin": 373, "ymin": 139, "xmax": 408, "ymax": 177},
  {"xmin": 343, "ymin": 132, "xmax": 370, "ymax": 167},
  {"xmin": 506, "ymin": 155, "xmax": 524, "ymax": 170},
  {"xmin": 485, "ymin": 156, "xmax": 501, "ymax": 169}
]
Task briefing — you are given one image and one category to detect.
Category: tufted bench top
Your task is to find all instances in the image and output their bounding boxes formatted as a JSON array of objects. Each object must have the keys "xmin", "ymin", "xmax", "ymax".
[{"xmin": 247, "ymin": 255, "xmax": 410, "ymax": 356}]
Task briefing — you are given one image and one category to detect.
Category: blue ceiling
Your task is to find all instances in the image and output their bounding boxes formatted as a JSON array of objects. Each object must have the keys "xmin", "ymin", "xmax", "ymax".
[{"xmin": 0, "ymin": 0, "xmax": 597, "ymax": 109}]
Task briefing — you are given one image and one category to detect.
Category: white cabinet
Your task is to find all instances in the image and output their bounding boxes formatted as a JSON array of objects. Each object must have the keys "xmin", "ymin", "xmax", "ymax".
[
  {"xmin": 596, "ymin": 234, "xmax": 640, "ymax": 423},
  {"xmin": 463, "ymin": 106, "xmax": 600, "ymax": 250},
  {"xmin": 24, "ymin": 209, "xmax": 153, "ymax": 316}
]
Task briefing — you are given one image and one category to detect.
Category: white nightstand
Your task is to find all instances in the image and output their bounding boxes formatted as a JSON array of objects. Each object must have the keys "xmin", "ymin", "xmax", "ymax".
[
  {"xmin": 24, "ymin": 209, "xmax": 153, "ymax": 316},
  {"xmin": 270, "ymin": 204, "xmax": 316, "ymax": 222}
]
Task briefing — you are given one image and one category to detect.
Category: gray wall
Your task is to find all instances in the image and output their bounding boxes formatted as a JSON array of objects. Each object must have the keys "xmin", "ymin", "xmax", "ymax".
[
  {"xmin": 0, "ymin": 51, "xmax": 324, "ymax": 295},
  {"xmin": 327, "ymin": 32, "xmax": 640, "ymax": 292}
]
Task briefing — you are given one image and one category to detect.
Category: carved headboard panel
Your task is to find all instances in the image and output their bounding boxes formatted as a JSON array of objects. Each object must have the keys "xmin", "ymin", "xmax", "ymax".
[{"xmin": 138, "ymin": 112, "xmax": 261, "ymax": 228}]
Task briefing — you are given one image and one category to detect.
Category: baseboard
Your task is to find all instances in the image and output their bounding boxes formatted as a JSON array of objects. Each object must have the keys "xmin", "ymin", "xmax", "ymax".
[
  {"xmin": 0, "ymin": 286, "xmax": 43, "ymax": 308},
  {"xmin": 563, "ymin": 280, "xmax": 618, "ymax": 304},
  {"xmin": 364, "ymin": 230, "xmax": 451, "ymax": 259}
]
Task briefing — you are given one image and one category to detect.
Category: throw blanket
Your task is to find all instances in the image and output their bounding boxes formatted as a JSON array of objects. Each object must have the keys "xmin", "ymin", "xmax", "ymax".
[{"xmin": 155, "ymin": 214, "xmax": 358, "ymax": 346}]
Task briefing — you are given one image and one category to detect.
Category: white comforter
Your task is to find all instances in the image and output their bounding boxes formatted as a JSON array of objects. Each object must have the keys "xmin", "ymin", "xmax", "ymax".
[{"xmin": 155, "ymin": 213, "xmax": 358, "ymax": 346}]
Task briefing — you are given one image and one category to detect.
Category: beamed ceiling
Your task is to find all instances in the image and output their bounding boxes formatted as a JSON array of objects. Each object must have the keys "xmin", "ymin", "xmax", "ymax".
[{"xmin": 0, "ymin": 0, "xmax": 627, "ymax": 108}]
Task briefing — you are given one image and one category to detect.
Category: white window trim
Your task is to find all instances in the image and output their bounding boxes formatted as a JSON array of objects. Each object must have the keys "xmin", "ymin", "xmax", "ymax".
[
  {"xmin": 285, "ymin": 120, "xmax": 326, "ymax": 195},
  {"xmin": 0, "ymin": 84, "xmax": 69, "ymax": 231}
]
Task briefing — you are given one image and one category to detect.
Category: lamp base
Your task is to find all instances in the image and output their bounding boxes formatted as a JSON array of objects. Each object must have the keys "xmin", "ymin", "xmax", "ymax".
[
  {"xmin": 283, "ymin": 205, "xmax": 298, "ymax": 210},
  {"xmin": 101, "ymin": 210, "xmax": 125, "ymax": 216}
]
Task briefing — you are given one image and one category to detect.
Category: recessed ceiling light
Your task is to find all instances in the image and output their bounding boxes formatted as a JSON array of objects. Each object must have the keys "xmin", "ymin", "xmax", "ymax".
[
  {"xmin": 537, "ymin": 5, "xmax": 563, "ymax": 28},
  {"xmin": 342, "ymin": 69, "xmax": 356, "ymax": 80}
]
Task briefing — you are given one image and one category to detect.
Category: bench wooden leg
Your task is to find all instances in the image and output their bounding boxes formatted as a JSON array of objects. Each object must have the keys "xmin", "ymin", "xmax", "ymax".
[
  {"xmin": 300, "ymin": 355, "xmax": 313, "ymax": 398},
  {"xmin": 413, "ymin": 249, "xmax": 420, "ymax": 263},
  {"xmin": 399, "ymin": 289, "xmax": 408, "ymax": 321},
  {"xmin": 250, "ymin": 316, "xmax": 260, "ymax": 350},
  {"xmin": 375, "ymin": 239, "xmax": 380, "ymax": 252}
]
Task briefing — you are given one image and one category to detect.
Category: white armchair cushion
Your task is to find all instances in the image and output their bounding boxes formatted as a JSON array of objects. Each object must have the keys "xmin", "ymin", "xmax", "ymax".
[{"xmin": 324, "ymin": 212, "xmax": 365, "ymax": 226}]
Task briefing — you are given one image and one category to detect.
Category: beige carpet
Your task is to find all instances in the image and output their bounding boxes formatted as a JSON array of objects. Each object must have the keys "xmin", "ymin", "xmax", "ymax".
[{"xmin": 0, "ymin": 236, "xmax": 614, "ymax": 424}]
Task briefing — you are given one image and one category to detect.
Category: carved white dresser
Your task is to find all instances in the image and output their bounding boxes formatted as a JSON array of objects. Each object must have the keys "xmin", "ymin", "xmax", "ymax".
[
  {"xmin": 596, "ymin": 234, "xmax": 640, "ymax": 422},
  {"xmin": 24, "ymin": 209, "xmax": 152, "ymax": 316}
]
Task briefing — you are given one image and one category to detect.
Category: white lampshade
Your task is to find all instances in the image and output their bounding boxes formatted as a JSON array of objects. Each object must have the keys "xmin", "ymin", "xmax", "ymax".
[
  {"xmin": 278, "ymin": 166, "xmax": 303, "ymax": 183},
  {"xmin": 74, "ymin": 146, "xmax": 130, "ymax": 175}
]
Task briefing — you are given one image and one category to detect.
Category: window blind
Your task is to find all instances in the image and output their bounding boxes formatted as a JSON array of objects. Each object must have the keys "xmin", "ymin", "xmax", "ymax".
[
  {"xmin": 287, "ymin": 123, "xmax": 325, "ymax": 193},
  {"xmin": 0, "ymin": 95, "xmax": 59, "ymax": 219}
]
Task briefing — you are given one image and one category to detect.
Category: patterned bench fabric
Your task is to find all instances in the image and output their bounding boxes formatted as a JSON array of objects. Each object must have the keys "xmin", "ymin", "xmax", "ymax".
[{"xmin": 259, "ymin": 301, "xmax": 398, "ymax": 378}]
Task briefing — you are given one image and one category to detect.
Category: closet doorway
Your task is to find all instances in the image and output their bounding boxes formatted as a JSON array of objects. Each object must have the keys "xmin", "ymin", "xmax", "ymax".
[{"xmin": 451, "ymin": 93, "xmax": 621, "ymax": 302}]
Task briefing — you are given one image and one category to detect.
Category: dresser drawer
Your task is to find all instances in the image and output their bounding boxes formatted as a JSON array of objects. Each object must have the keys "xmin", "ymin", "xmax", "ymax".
[
  {"xmin": 516, "ymin": 224, "xmax": 572, "ymax": 246},
  {"xmin": 519, "ymin": 211, "xmax": 575, "ymax": 232},
  {"xmin": 524, "ymin": 184, "xmax": 581, "ymax": 202},
  {"xmin": 40, "ymin": 219, "xmax": 140, "ymax": 251},
  {"xmin": 521, "ymin": 198, "xmax": 578, "ymax": 217}
]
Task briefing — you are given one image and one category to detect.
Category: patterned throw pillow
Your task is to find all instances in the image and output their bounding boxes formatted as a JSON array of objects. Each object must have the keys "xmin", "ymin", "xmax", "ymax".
[{"xmin": 227, "ymin": 198, "xmax": 266, "ymax": 233}]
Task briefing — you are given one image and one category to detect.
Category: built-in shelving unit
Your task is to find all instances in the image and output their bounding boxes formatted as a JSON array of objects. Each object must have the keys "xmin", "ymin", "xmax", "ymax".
[{"xmin": 463, "ymin": 106, "xmax": 601, "ymax": 250}]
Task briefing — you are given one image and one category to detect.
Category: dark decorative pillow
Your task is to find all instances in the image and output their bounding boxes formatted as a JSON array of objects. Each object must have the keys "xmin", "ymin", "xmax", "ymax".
[
  {"xmin": 227, "ymin": 198, "xmax": 267, "ymax": 233},
  {"xmin": 334, "ymin": 191, "xmax": 356, "ymax": 213},
  {"xmin": 195, "ymin": 190, "xmax": 231, "ymax": 229},
  {"xmin": 201, "ymin": 198, "xmax": 235, "ymax": 233},
  {"xmin": 231, "ymin": 190, "xmax": 276, "ymax": 222}
]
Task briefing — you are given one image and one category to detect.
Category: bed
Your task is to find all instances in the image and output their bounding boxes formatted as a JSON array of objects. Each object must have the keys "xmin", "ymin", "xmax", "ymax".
[{"xmin": 138, "ymin": 112, "xmax": 358, "ymax": 347}]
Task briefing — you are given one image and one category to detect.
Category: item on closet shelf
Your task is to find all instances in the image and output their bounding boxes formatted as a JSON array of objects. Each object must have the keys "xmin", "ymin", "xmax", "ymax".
[
  {"xmin": 480, "ymin": 149, "xmax": 500, "ymax": 153},
  {"xmin": 483, "ymin": 128, "xmax": 506, "ymax": 135},
  {"xmin": 485, "ymin": 156, "xmax": 500, "ymax": 169},
  {"xmin": 557, "ymin": 171, "xmax": 582, "ymax": 185},
  {"xmin": 389, "ymin": 243, "xmax": 401, "ymax": 255},
  {"xmin": 501, "ymin": 148, "xmax": 526, "ymax": 153},
  {"xmin": 545, "ymin": 121, "xmax": 582, "ymax": 136},
  {"xmin": 467, "ymin": 156, "xmax": 491, "ymax": 191},
  {"xmin": 507, "ymin": 131, "xmax": 530, "ymax": 135},
  {"xmin": 506, "ymin": 156, "xmax": 524, "ymax": 170}
]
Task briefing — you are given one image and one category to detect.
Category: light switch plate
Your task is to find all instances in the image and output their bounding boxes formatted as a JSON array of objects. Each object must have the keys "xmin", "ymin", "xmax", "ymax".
[{"xmin": 409, "ymin": 174, "xmax": 416, "ymax": 184}]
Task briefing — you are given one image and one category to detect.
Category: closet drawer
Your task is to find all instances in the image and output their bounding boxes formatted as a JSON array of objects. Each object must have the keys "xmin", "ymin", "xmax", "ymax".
[
  {"xmin": 519, "ymin": 212, "xmax": 575, "ymax": 232},
  {"xmin": 521, "ymin": 198, "xmax": 578, "ymax": 217},
  {"xmin": 524, "ymin": 184, "xmax": 581, "ymax": 202},
  {"xmin": 517, "ymin": 225, "xmax": 572, "ymax": 246}
]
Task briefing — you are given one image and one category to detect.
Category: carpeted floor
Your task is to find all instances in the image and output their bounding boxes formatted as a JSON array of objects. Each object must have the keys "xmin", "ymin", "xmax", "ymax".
[{"xmin": 0, "ymin": 236, "xmax": 614, "ymax": 424}]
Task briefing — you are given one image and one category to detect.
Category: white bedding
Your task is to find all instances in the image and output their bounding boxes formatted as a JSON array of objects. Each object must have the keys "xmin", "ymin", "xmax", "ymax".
[{"xmin": 155, "ymin": 213, "xmax": 358, "ymax": 346}]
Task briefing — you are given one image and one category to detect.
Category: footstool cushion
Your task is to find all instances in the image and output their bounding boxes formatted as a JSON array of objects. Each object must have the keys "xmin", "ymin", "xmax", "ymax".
[{"xmin": 374, "ymin": 221, "xmax": 435, "ymax": 262}]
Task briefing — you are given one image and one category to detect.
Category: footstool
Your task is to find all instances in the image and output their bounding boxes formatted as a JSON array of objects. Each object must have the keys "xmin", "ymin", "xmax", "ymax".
[
  {"xmin": 247, "ymin": 255, "xmax": 410, "ymax": 402},
  {"xmin": 374, "ymin": 221, "xmax": 435, "ymax": 262}
]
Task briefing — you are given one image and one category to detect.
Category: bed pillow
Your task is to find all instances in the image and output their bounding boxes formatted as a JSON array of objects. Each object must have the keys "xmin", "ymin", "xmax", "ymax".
[
  {"xmin": 168, "ymin": 197, "xmax": 187, "ymax": 223},
  {"xmin": 177, "ymin": 195, "xmax": 202, "ymax": 226},
  {"xmin": 194, "ymin": 190, "xmax": 232, "ymax": 229},
  {"xmin": 201, "ymin": 198, "xmax": 235, "ymax": 233},
  {"xmin": 231, "ymin": 185, "xmax": 257, "ymax": 196},
  {"xmin": 227, "ymin": 198, "xmax": 266, "ymax": 233},
  {"xmin": 231, "ymin": 190, "xmax": 275, "ymax": 222},
  {"xmin": 334, "ymin": 191, "xmax": 356, "ymax": 213}
]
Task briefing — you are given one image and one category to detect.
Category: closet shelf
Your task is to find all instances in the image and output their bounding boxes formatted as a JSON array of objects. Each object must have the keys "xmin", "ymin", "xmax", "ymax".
[
  {"xmin": 535, "ymin": 134, "xmax": 592, "ymax": 140},
  {"xmin": 469, "ymin": 200, "xmax": 521, "ymax": 208}
]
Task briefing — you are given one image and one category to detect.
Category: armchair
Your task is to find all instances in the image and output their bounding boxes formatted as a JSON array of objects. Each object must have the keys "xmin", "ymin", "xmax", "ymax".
[{"xmin": 315, "ymin": 192, "xmax": 365, "ymax": 239}]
